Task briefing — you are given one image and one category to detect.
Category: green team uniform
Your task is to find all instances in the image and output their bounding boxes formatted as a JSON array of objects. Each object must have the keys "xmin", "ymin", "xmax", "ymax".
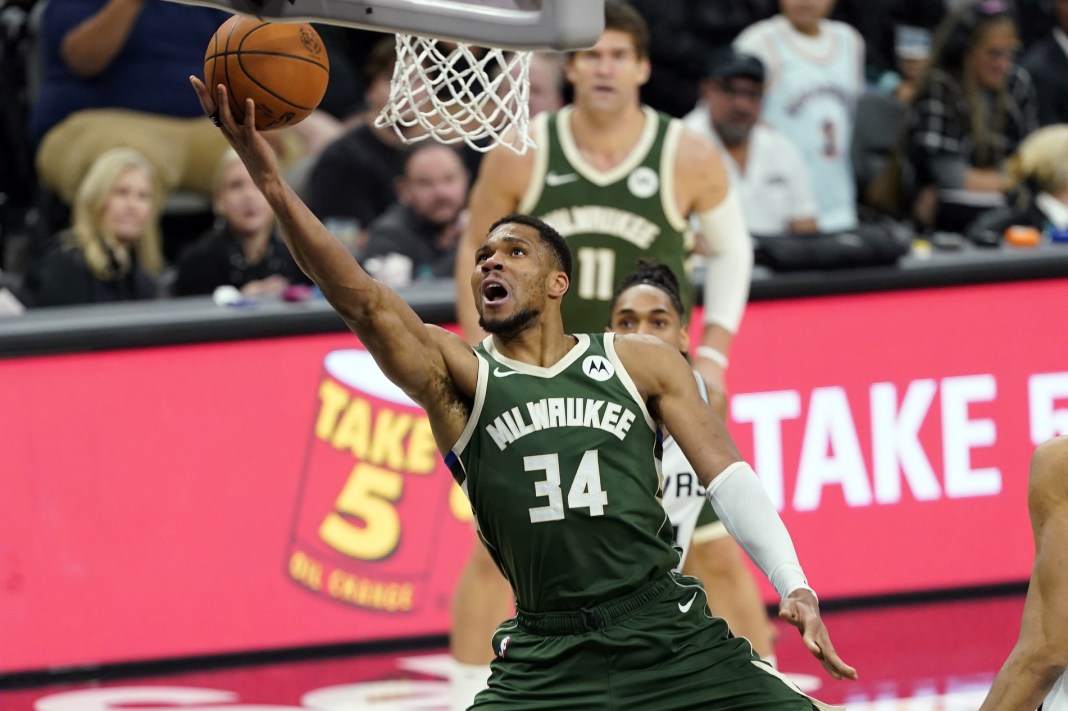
[
  {"xmin": 448, "ymin": 333, "xmax": 827, "ymax": 710},
  {"xmin": 519, "ymin": 106, "xmax": 693, "ymax": 331}
]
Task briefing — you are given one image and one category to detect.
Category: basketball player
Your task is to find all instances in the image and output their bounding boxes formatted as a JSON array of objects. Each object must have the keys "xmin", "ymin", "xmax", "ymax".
[
  {"xmin": 979, "ymin": 435, "xmax": 1068, "ymax": 711},
  {"xmin": 606, "ymin": 259, "xmax": 750, "ymax": 570},
  {"xmin": 186, "ymin": 77, "xmax": 859, "ymax": 701},
  {"xmin": 449, "ymin": 4, "xmax": 765, "ymax": 703},
  {"xmin": 733, "ymin": 0, "xmax": 865, "ymax": 233}
]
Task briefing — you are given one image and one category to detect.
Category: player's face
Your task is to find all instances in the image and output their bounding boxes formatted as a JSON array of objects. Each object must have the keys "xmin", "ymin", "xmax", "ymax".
[
  {"xmin": 100, "ymin": 167, "xmax": 154, "ymax": 246},
  {"xmin": 703, "ymin": 77, "xmax": 763, "ymax": 146},
  {"xmin": 566, "ymin": 29, "xmax": 650, "ymax": 114},
  {"xmin": 472, "ymin": 224, "xmax": 550, "ymax": 337},
  {"xmin": 400, "ymin": 146, "xmax": 469, "ymax": 227},
  {"xmin": 608, "ymin": 284, "xmax": 688, "ymax": 353},
  {"xmin": 214, "ymin": 160, "xmax": 274, "ymax": 238},
  {"xmin": 968, "ymin": 20, "xmax": 1019, "ymax": 91}
]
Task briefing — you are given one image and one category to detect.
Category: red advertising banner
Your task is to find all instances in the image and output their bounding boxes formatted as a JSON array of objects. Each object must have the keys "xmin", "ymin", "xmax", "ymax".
[
  {"xmin": 698, "ymin": 278, "xmax": 1065, "ymax": 602},
  {"xmin": 0, "ymin": 332, "xmax": 475, "ymax": 675},
  {"xmin": 1, "ymin": 278, "xmax": 1063, "ymax": 673}
]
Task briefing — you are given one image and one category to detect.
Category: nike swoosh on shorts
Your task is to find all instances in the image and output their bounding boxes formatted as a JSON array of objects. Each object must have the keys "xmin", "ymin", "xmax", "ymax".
[{"xmin": 678, "ymin": 592, "xmax": 698, "ymax": 614}]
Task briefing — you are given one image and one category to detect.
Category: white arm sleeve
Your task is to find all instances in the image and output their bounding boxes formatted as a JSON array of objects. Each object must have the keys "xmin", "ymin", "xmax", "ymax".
[
  {"xmin": 696, "ymin": 189, "xmax": 754, "ymax": 332},
  {"xmin": 705, "ymin": 461, "xmax": 815, "ymax": 600}
]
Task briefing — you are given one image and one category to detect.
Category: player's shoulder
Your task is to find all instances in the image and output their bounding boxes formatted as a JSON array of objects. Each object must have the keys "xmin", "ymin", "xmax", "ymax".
[
  {"xmin": 1029, "ymin": 435, "xmax": 1068, "ymax": 503},
  {"xmin": 612, "ymin": 332, "xmax": 684, "ymax": 369},
  {"xmin": 674, "ymin": 122, "xmax": 718, "ymax": 161},
  {"xmin": 671, "ymin": 122, "xmax": 728, "ymax": 205}
]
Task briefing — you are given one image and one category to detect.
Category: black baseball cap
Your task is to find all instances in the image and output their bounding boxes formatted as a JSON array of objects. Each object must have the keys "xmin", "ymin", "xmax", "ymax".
[{"xmin": 705, "ymin": 49, "xmax": 766, "ymax": 83}]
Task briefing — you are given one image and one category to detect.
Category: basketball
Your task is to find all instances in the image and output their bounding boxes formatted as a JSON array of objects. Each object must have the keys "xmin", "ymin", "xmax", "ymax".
[{"xmin": 204, "ymin": 16, "xmax": 330, "ymax": 131}]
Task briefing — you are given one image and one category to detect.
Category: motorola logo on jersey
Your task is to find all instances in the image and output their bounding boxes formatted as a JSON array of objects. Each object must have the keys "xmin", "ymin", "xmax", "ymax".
[
  {"xmin": 583, "ymin": 355, "xmax": 614, "ymax": 381},
  {"xmin": 627, "ymin": 166, "xmax": 659, "ymax": 199}
]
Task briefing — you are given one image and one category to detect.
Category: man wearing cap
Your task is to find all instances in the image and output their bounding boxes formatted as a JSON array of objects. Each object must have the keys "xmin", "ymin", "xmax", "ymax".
[{"xmin": 683, "ymin": 50, "xmax": 819, "ymax": 237}]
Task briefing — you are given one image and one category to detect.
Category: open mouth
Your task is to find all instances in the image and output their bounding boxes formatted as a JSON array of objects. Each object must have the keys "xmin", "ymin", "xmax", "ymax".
[{"xmin": 482, "ymin": 282, "xmax": 509, "ymax": 304}]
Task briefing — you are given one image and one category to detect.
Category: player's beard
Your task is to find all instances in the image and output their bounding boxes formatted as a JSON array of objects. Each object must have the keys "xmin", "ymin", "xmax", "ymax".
[{"xmin": 479, "ymin": 306, "xmax": 540, "ymax": 338}]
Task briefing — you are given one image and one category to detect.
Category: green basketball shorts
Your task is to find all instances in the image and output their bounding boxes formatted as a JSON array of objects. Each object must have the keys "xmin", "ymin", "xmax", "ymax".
[{"xmin": 470, "ymin": 572, "xmax": 831, "ymax": 710}]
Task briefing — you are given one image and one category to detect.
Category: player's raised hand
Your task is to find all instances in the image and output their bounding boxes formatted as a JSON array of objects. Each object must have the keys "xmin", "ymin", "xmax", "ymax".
[
  {"xmin": 779, "ymin": 588, "xmax": 858, "ymax": 681},
  {"xmin": 189, "ymin": 77, "xmax": 281, "ymax": 190}
]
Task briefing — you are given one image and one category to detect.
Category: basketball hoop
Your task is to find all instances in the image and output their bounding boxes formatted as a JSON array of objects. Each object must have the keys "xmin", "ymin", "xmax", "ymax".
[{"xmin": 374, "ymin": 35, "xmax": 534, "ymax": 155}]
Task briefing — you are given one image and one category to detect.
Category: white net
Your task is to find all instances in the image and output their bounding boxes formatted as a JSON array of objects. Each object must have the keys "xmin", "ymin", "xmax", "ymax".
[{"xmin": 374, "ymin": 34, "xmax": 534, "ymax": 155}]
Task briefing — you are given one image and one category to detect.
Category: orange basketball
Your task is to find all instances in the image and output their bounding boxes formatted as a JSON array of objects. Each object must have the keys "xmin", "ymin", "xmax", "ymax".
[{"xmin": 204, "ymin": 16, "xmax": 330, "ymax": 131}]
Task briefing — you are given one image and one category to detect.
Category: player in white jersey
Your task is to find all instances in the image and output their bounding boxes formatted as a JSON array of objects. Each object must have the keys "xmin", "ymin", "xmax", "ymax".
[
  {"xmin": 734, "ymin": 0, "xmax": 864, "ymax": 233},
  {"xmin": 980, "ymin": 435, "xmax": 1068, "ymax": 711},
  {"xmin": 608, "ymin": 258, "xmax": 777, "ymax": 648}
]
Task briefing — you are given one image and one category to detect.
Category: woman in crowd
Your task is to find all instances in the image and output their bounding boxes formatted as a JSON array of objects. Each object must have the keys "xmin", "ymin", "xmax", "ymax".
[
  {"xmin": 21, "ymin": 147, "xmax": 162, "ymax": 307},
  {"xmin": 967, "ymin": 123, "xmax": 1068, "ymax": 244},
  {"xmin": 174, "ymin": 150, "xmax": 307, "ymax": 297},
  {"xmin": 903, "ymin": 0, "xmax": 1039, "ymax": 230}
]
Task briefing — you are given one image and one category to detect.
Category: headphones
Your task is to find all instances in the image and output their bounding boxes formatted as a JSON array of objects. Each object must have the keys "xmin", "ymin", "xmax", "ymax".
[{"xmin": 939, "ymin": 0, "xmax": 1015, "ymax": 70}]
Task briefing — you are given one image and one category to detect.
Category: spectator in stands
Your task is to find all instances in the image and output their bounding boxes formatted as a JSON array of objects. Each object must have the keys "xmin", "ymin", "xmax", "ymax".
[
  {"xmin": 734, "ymin": 0, "xmax": 866, "ymax": 233},
  {"xmin": 360, "ymin": 142, "xmax": 469, "ymax": 284},
  {"xmin": 1021, "ymin": 0, "xmax": 1068, "ymax": 126},
  {"xmin": 683, "ymin": 50, "xmax": 818, "ymax": 237},
  {"xmin": 304, "ymin": 36, "xmax": 407, "ymax": 252},
  {"xmin": 173, "ymin": 150, "xmax": 309, "ymax": 297},
  {"xmin": 20, "ymin": 147, "xmax": 162, "ymax": 307},
  {"xmin": 29, "ymin": 0, "xmax": 231, "ymax": 206},
  {"xmin": 628, "ymin": 0, "xmax": 778, "ymax": 118},
  {"xmin": 903, "ymin": 0, "xmax": 1039, "ymax": 231},
  {"xmin": 853, "ymin": 25, "xmax": 932, "ymax": 212},
  {"xmin": 966, "ymin": 123, "xmax": 1068, "ymax": 244}
]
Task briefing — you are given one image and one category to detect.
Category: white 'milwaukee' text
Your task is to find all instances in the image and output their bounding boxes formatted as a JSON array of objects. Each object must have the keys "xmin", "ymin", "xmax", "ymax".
[{"xmin": 486, "ymin": 398, "xmax": 636, "ymax": 451}]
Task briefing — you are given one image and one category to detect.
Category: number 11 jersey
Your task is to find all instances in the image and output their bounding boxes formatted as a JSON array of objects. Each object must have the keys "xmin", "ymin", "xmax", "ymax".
[{"xmin": 519, "ymin": 106, "xmax": 692, "ymax": 332}]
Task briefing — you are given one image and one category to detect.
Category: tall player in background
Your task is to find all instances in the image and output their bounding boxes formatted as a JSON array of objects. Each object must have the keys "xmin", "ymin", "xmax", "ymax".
[
  {"xmin": 734, "ymin": 0, "xmax": 865, "ymax": 233},
  {"xmin": 610, "ymin": 259, "xmax": 779, "ymax": 677},
  {"xmin": 450, "ymin": 2, "xmax": 765, "ymax": 707},
  {"xmin": 979, "ymin": 435, "xmax": 1068, "ymax": 711}
]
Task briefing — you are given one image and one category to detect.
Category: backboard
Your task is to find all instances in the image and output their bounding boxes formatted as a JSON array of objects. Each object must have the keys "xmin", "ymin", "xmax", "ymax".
[{"xmin": 168, "ymin": 0, "xmax": 604, "ymax": 51}]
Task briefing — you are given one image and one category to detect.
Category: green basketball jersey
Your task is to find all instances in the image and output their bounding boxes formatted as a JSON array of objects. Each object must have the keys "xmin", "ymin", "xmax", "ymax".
[
  {"xmin": 447, "ymin": 333, "xmax": 680, "ymax": 613},
  {"xmin": 519, "ymin": 106, "xmax": 692, "ymax": 332}
]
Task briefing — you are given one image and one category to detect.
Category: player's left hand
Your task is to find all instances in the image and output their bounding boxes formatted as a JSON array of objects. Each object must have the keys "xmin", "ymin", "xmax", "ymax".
[
  {"xmin": 779, "ymin": 588, "xmax": 859, "ymax": 681},
  {"xmin": 189, "ymin": 76, "xmax": 282, "ymax": 190}
]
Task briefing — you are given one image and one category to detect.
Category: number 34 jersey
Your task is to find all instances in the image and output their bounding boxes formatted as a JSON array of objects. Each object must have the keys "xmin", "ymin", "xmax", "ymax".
[{"xmin": 447, "ymin": 332, "xmax": 680, "ymax": 613}]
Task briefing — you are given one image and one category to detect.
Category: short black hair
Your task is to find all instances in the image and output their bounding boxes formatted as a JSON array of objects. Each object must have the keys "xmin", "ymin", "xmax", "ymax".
[
  {"xmin": 608, "ymin": 258, "xmax": 685, "ymax": 324},
  {"xmin": 488, "ymin": 213, "xmax": 572, "ymax": 280}
]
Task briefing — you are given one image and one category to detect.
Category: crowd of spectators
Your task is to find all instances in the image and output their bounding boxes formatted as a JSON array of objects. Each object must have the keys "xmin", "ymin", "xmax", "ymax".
[{"xmin": 1, "ymin": 0, "xmax": 1068, "ymax": 311}]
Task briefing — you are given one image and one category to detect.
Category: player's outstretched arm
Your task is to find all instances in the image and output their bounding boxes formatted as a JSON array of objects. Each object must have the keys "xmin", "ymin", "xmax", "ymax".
[
  {"xmin": 617, "ymin": 334, "xmax": 857, "ymax": 681},
  {"xmin": 676, "ymin": 130, "xmax": 753, "ymax": 417},
  {"xmin": 980, "ymin": 437, "xmax": 1068, "ymax": 711},
  {"xmin": 191, "ymin": 78, "xmax": 476, "ymax": 422}
]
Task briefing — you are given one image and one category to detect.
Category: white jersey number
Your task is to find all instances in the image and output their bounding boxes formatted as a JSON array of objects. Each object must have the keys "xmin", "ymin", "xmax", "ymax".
[
  {"xmin": 576, "ymin": 248, "xmax": 616, "ymax": 300},
  {"xmin": 527, "ymin": 450, "xmax": 608, "ymax": 523}
]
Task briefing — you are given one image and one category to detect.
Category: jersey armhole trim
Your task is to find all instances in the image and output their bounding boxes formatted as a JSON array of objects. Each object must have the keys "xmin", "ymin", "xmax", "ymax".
[
  {"xmin": 603, "ymin": 332, "xmax": 658, "ymax": 432},
  {"xmin": 660, "ymin": 118, "xmax": 688, "ymax": 231},
  {"xmin": 451, "ymin": 350, "xmax": 489, "ymax": 457}
]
